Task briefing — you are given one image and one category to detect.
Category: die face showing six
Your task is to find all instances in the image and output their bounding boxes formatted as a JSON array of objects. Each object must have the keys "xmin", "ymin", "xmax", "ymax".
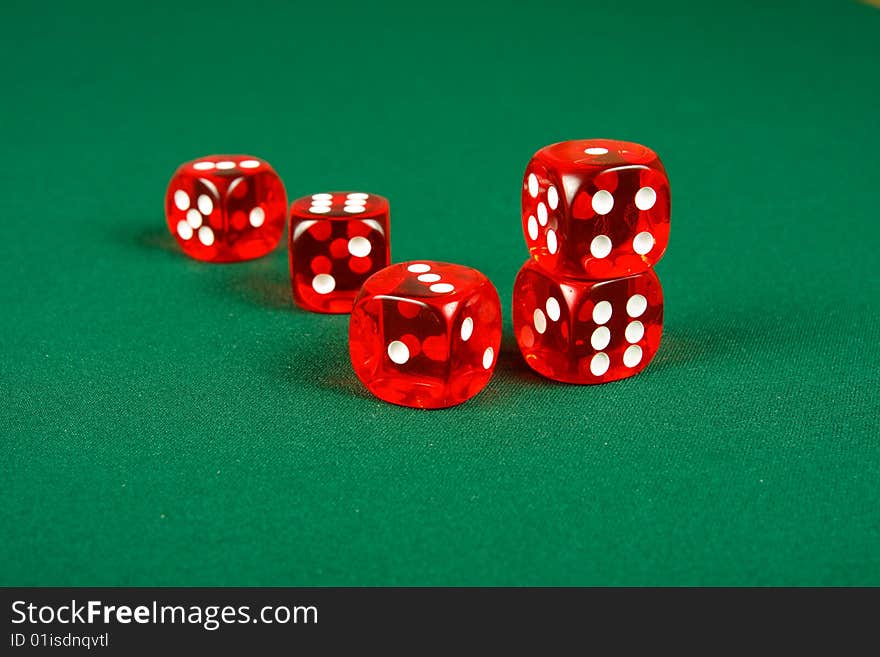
[
  {"xmin": 165, "ymin": 155, "xmax": 287, "ymax": 262},
  {"xmin": 289, "ymin": 192, "xmax": 390, "ymax": 314},
  {"xmin": 513, "ymin": 259, "xmax": 662, "ymax": 384},
  {"xmin": 522, "ymin": 139, "xmax": 670, "ymax": 280},
  {"xmin": 349, "ymin": 262, "xmax": 502, "ymax": 408}
]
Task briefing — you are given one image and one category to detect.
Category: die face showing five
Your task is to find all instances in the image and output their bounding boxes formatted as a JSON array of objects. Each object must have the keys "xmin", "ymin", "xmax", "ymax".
[
  {"xmin": 165, "ymin": 155, "xmax": 287, "ymax": 262},
  {"xmin": 522, "ymin": 139, "xmax": 670, "ymax": 280},
  {"xmin": 513, "ymin": 259, "xmax": 662, "ymax": 384},
  {"xmin": 289, "ymin": 192, "xmax": 390, "ymax": 314},
  {"xmin": 349, "ymin": 262, "xmax": 502, "ymax": 408}
]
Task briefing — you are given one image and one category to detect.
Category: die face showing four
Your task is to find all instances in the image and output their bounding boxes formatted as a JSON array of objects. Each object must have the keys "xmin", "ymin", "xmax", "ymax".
[
  {"xmin": 349, "ymin": 262, "xmax": 502, "ymax": 408},
  {"xmin": 513, "ymin": 259, "xmax": 662, "ymax": 384},
  {"xmin": 522, "ymin": 139, "xmax": 670, "ymax": 280},
  {"xmin": 165, "ymin": 155, "xmax": 287, "ymax": 262},
  {"xmin": 289, "ymin": 192, "xmax": 390, "ymax": 314}
]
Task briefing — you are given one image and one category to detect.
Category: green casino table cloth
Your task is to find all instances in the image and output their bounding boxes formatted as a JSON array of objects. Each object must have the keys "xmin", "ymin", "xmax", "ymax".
[{"xmin": 1, "ymin": 0, "xmax": 878, "ymax": 586}]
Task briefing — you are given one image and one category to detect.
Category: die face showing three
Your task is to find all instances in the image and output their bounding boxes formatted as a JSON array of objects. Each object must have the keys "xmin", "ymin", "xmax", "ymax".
[
  {"xmin": 513, "ymin": 259, "xmax": 663, "ymax": 384},
  {"xmin": 165, "ymin": 155, "xmax": 287, "ymax": 262},
  {"xmin": 289, "ymin": 192, "xmax": 390, "ymax": 314},
  {"xmin": 349, "ymin": 262, "xmax": 502, "ymax": 408},
  {"xmin": 522, "ymin": 139, "xmax": 670, "ymax": 280}
]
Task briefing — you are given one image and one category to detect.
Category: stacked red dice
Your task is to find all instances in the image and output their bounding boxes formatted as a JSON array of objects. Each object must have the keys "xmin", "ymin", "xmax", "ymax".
[{"xmin": 513, "ymin": 139, "xmax": 670, "ymax": 383}]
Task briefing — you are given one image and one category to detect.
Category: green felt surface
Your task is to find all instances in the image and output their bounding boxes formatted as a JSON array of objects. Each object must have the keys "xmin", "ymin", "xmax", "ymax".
[{"xmin": 1, "ymin": 0, "xmax": 878, "ymax": 586}]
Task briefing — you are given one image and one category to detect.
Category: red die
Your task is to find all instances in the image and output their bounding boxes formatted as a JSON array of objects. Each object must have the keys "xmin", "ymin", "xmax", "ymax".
[
  {"xmin": 513, "ymin": 259, "xmax": 662, "ymax": 384},
  {"xmin": 349, "ymin": 262, "xmax": 502, "ymax": 408},
  {"xmin": 165, "ymin": 155, "xmax": 287, "ymax": 262},
  {"xmin": 522, "ymin": 139, "xmax": 670, "ymax": 279},
  {"xmin": 289, "ymin": 192, "xmax": 390, "ymax": 314}
]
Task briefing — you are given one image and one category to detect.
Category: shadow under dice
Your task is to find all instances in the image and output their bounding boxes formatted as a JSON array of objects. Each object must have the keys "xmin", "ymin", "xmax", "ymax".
[
  {"xmin": 165, "ymin": 155, "xmax": 287, "ymax": 262},
  {"xmin": 349, "ymin": 262, "xmax": 502, "ymax": 408},
  {"xmin": 289, "ymin": 192, "xmax": 390, "ymax": 314},
  {"xmin": 513, "ymin": 259, "xmax": 663, "ymax": 384},
  {"xmin": 522, "ymin": 139, "xmax": 670, "ymax": 279}
]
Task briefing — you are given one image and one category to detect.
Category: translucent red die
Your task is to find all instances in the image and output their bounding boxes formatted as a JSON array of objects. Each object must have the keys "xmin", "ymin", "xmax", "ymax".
[
  {"xmin": 165, "ymin": 155, "xmax": 287, "ymax": 262},
  {"xmin": 513, "ymin": 259, "xmax": 663, "ymax": 384},
  {"xmin": 349, "ymin": 262, "xmax": 502, "ymax": 408},
  {"xmin": 289, "ymin": 192, "xmax": 390, "ymax": 314},
  {"xmin": 522, "ymin": 139, "xmax": 670, "ymax": 279}
]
